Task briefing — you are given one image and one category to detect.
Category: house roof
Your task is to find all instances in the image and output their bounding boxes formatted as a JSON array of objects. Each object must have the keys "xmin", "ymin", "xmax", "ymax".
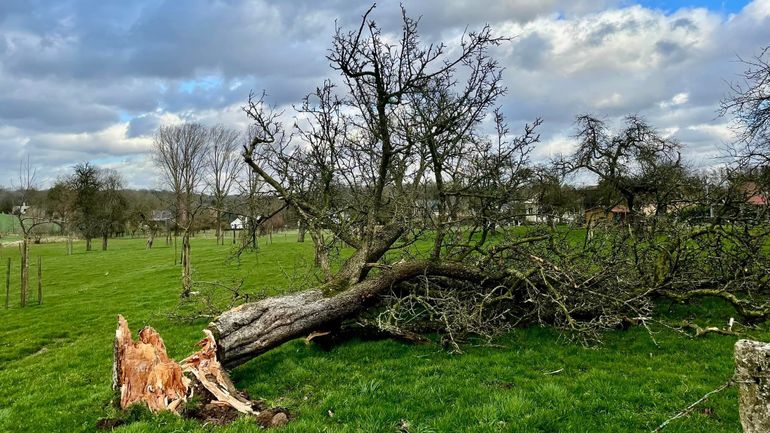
[{"xmin": 584, "ymin": 205, "xmax": 629, "ymax": 214}]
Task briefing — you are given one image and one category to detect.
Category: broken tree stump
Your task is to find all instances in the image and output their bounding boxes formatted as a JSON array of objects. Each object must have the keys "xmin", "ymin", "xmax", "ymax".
[
  {"xmin": 112, "ymin": 315, "xmax": 189, "ymax": 412},
  {"xmin": 111, "ymin": 315, "xmax": 260, "ymax": 416},
  {"xmin": 735, "ymin": 339, "xmax": 770, "ymax": 433}
]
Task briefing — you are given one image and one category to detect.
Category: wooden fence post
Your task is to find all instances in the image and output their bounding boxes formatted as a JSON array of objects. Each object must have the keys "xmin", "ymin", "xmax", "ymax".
[
  {"xmin": 4, "ymin": 258, "xmax": 9, "ymax": 308},
  {"xmin": 37, "ymin": 256, "xmax": 42, "ymax": 305},
  {"xmin": 735, "ymin": 339, "xmax": 770, "ymax": 432}
]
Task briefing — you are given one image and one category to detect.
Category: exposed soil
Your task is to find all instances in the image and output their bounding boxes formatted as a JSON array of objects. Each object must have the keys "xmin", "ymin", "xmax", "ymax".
[{"xmin": 97, "ymin": 383, "xmax": 291, "ymax": 430}]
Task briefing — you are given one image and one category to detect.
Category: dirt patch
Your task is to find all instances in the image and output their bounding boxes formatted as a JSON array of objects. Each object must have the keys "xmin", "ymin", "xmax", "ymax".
[
  {"xmin": 98, "ymin": 385, "xmax": 292, "ymax": 429},
  {"xmin": 182, "ymin": 382, "xmax": 291, "ymax": 427},
  {"xmin": 95, "ymin": 418, "xmax": 126, "ymax": 430}
]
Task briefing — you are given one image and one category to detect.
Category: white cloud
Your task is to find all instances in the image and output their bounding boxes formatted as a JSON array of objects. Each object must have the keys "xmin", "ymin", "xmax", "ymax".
[{"xmin": 0, "ymin": 0, "xmax": 768, "ymax": 188}]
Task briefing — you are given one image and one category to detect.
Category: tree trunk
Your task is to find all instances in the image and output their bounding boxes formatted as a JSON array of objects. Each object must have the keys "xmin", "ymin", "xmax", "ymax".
[
  {"xmin": 216, "ymin": 210, "xmax": 222, "ymax": 245},
  {"xmin": 309, "ymin": 228, "xmax": 331, "ymax": 280},
  {"xmin": 20, "ymin": 237, "xmax": 28, "ymax": 307},
  {"xmin": 297, "ymin": 221, "xmax": 306, "ymax": 242},
  {"xmin": 102, "ymin": 234, "xmax": 108, "ymax": 251},
  {"xmin": 735, "ymin": 339, "xmax": 770, "ymax": 433},
  {"xmin": 37, "ymin": 256, "xmax": 42, "ymax": 305},
  {"xmin": 86, "ymin": 237, "xmax": 92, "ymax": 251},
  {"xmin": 181, "ymin": 232, "xmax": 192, "ymax": 298},
  {"xmin": 209, "ymin": 260, "xmax": 480, "ymax": 368}
]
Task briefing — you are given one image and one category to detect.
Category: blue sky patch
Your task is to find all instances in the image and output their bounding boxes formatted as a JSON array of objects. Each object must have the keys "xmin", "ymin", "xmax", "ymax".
[{"xmin": 629, "ymin": 0, "xmax": 750, "ymax": 13}]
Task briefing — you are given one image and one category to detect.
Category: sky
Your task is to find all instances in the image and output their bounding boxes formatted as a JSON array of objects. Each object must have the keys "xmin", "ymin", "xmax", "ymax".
[{"xmin": 0, "ymin": 0, "xmax": 768, "ymax": 189}]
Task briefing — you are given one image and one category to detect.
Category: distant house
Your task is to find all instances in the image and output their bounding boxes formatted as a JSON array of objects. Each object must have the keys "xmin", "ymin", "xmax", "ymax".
[
  {"xmin": 11, "ymin": 202, "xmax": 29, "ymax": 215},
  {"xmin": 742, "ymin": 182, "xmax": 768, "ymax": 206},
  {"xmin": 524, "ymin": 199, "xmax": 546, "ymax": 224},
  {"xmin": 523, "ymin": 199, "xmax": 581, "ymax": 225},
  {"xmin": 150, "ymin": 210, "xmax": 173, "ymax": 222},
  {"xmin": 230, "ymin": 217, "xmax": 246, "ymax": 230},
  {"xmin": 584, "ymin": 205, "xmax": 629, "ymax": 225}
]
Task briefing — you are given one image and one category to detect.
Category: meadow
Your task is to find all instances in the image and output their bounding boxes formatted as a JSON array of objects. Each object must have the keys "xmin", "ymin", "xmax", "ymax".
[{"xmin": 0, "ymin": 232, "xmax": 763, "ymax": 433}]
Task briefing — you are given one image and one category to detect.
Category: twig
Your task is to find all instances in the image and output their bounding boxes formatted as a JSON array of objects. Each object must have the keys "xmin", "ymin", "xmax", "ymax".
[{"xmin": 651, "ymin": 378, "xmax": 733, "ymax": 432}]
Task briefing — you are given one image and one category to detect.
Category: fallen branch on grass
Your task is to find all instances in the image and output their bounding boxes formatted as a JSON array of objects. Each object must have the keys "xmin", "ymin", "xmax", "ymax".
[{"xmin": 650, "ymin": 379, "xmax": 733, "ymax": 433}]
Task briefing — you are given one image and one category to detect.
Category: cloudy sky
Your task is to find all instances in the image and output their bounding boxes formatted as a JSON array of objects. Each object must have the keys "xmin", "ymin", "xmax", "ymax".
[{"xmin": 0, "ymin": 0, "xmax": 768, "ymax": 189}]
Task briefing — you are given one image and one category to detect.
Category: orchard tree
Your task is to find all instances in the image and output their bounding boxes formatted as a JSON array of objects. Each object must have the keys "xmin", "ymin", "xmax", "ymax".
[
  {"xmin": 153, "ymin": 123, "xmax": 208, "ymax": 297},
  {"xmin": 69, "ymin": 162, "xmax": 102, "ymax": 251},
  {"xmin": 721, "ymin": 45, "xmax": 770, "ymax": 165},
  {"xmin": 97, "ymin": 170, "xmax": 127, "ymax": 250},
  {"xmin": 215, "ymin": 5, "xmax": 541, "ymax": 365},
  {"xmin": 47, "ymin": 179, "xmax": 76, "ymax": 254},
  {"xmin": 560, "ymin": 115, "xmax": 683, "ymax": 219},
  {"xmin": 12, "ymin": 157, "xmax": 49, "ymax": 306},
  {"xmin": 206, "ymin": 125, "xmax": 241, "ymax": 245}
]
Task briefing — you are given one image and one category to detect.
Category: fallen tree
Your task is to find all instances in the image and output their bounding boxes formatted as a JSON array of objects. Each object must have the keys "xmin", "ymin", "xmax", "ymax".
[
  {"xmin": 114, "ymin": 5, "xmax": 770, "ymax": 421},
  {"xmin": 211, "ymin": 5, "xmax": 770, "ymax": 366}
]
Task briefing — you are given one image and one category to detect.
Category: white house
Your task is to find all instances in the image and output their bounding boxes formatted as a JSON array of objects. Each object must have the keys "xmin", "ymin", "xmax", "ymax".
[
  {"xmin": 12, "ymin": 202, "xmax": 29, "ymax": 215},
  {"xmin": 230, "ymin": 217, "xmax": 246, "ymax": 230}
]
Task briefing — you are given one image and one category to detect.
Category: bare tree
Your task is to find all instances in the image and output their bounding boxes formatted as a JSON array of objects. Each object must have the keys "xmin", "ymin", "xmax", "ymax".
[
  {"xmin": 47, "ymin": 179, "xmax": 76, "ymax": 254},
  {"xmin": 206, "ymin": 125, "xmax": 241, "ymax": 245},
  {"xmin": 12, "ymin": 157, "xmax": 48, "ymax": 306},
  {"xmin": 721, "ymin": 45, "xmax": 770, "ymax": 166},
  {"xmin": 212, "ymin": 5, "xmax": 540, "ymax": 366},
  {"xmin": 97, "ymin": 170, "xmax": 127, "ymax": 251},
  {"xmin": 560, "ymin": 115, "xmax": 683, "ymax": 220},
  {"xmin": 290, "ymin": 81, "xmax": 348, "ymax": 279},
  {"xmin": 153, "ymin": 123, "xmax": 209, "ymax": 297}
]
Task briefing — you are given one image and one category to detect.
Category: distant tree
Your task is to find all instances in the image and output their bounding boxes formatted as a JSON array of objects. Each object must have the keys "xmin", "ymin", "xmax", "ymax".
[
  {"xmin": 531, "ymin": 168, "xmax": 581, "ymax": 224},
  {"xmin": 206, "ymin": 125, "xmax": 241, "ymax": 245},
  {"xmin": 291, "ymin": 81, "xmax": 347, "ymax": 278},
  {"xmin": 47, "ymin": 179, "xmax": 76, "ymax": 254},
  {"xmin": 233, "ymin": 156, "xmax": 267, "ymax": 252},
  {"xmin": 560, "ymin": 115, "xmax": 683, "ymax": 220},
  {"xmin": 97, "ymin": 170, "xmax": 127, "ymax": 250},
  {"xmin": 153, "ymin": 123, "xmax": 209, "ymax": 297},
  {"xmin": 0, "ymin": 187, "xmax": 13, "ymax": 214},
  {"xmin": 69, "ymin": 162, "xmax": 103, "ymax": 251},
  {"xmin": 12, "ymin": 157, "xmax": 49, "ymax": 306}
]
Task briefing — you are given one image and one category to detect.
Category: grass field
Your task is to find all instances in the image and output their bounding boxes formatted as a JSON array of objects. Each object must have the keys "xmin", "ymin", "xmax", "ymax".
[{"xmin": 0, "ymin": 232, "xmax": 764, "ymax": 432}]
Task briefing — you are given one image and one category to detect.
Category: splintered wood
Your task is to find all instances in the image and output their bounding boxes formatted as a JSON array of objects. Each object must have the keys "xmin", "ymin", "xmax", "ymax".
[
  {"xmin": 180, "ymin": 329, "xmax": 255, "ymax": 414},
  {"xmin": 112, "ymin": 315, "xmax": 188, "ymax": 412},
  {"xmin": 112, "ymin": 315, "xmax": 255, "ymax": 415}
]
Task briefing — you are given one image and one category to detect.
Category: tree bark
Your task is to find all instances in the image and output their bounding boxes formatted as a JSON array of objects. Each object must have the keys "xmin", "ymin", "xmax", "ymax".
[
  {"xmin": 309, "ymin": 228, "xmax": 331, "ymax": 280},
  {"xmin": 102, "ymin": 234, "xmax": 109, "ymax": 251},
  {"xmin": 735, "ymin": 339, "xmax": 770, "ymax": 433},
  {"xmin": 209, "ymin": 260, "xmax": 482, "ymax": 368},
  {"xmin": 20, "ymin": 237, "xmax": 28, "ymax": 307},
  {"xmin": 86, "ymin": 237, "xmax": 92, "ymax": 251},
  {"xmin": 181, "ymin": 232, "xmax": 192, "ymax": 297}
]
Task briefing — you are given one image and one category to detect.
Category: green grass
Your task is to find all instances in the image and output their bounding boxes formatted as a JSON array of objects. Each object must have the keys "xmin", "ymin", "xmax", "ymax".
[
  {"xmin": 0, "ymin": 213, "xmax": 18, "ymax": 234},
  {"xmin": 0, "ymin": 232, "xmax": 763, "ymax": 432}
]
